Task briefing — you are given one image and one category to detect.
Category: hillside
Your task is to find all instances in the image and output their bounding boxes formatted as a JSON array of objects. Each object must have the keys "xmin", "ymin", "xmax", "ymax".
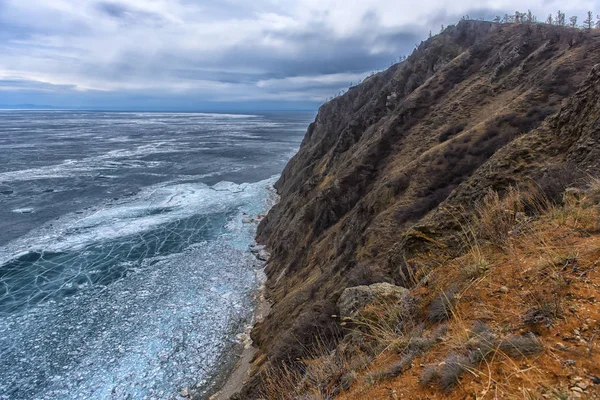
[{"xmin": 233, "ymin": 20, "xmax": 600, "ymax": 399}]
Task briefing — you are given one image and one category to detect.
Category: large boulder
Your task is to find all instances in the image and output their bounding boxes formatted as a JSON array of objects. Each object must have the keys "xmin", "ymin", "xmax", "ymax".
[{"xmin": 337, "ymin": 282, "xmax": 409, "ymax": 319}]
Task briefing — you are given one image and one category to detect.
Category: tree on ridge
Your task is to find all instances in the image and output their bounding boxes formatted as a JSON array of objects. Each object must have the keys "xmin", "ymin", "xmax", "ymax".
[
  {"xmin": 570, "ymin": 16, "xmax": 578, "ymax": 28},
  {"xmin": 584, "ymin": 11, "xmax": 594, "ymax": 29},
  {"xmin": 555, "ymin": 10, "xmax": 566, "ymax": 26}
]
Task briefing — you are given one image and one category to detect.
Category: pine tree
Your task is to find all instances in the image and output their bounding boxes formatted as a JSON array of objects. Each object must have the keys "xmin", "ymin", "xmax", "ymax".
[
  {"xmin": 584, "ymin": 11, "xmax": 593, "ymax": 29},
  {"xmin": 526, "ymin": 10, "xmax": 534, "ymax": 23},
  {"xmin": 569, "ymin": 16, "xmax": 578, "ymax": 28},
  {"xmin": 596, "ymin": 15, "xmax": 600, "ymax": 29},
  {"xmin": 546, "ymin": 14, "xmax": 553, "ymax": 25},
  {"xmin": 554, "ymin": 10, "xmax": 566, "ymax": 26}
]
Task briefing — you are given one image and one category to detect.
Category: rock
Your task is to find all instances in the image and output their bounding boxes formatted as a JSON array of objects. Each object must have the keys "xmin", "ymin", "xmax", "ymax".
[
  {"xmin": 385, "ymin": 92, "xmax": 398, "ymax": 109},
  {"xmin": 242, "ymin": 218, "xmax": 256, "ymax": 224},
  {"xmin": 555, "ymin": 342, "xmax": 568, "ymax": 351},
  {"xmin": 250, "ymin": 244, "xmax": 265, "ymax": 254},
  {"xmin": 180, "ymin": 388, "xmax": 189, "ymax": 397},
  {"xmin": 337, "ymin": 283, "xmax": 409, "ymax": 319},
  {"xmin": 499, "ymin": 286, "xmax": 509, "ymax": 294},
  {"xmin": 257, "ymin": 249, "xmax": 271, "ymax": 261}
]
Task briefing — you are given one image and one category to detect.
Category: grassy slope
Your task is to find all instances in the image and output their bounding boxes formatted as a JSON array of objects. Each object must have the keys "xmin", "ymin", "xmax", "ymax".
[
  {"xmin": 239, "ymin": 20, "xmax": 600, "ymax": 399},
  {"xmin": 264, "ymin": 180, "xmax": 600, "ymax": 399}
]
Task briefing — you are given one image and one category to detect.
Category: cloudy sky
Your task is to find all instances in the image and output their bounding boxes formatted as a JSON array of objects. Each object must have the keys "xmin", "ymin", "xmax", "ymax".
[{"xmin": 0, "ymin": 0, "xmax": 598, "ymax": 110}]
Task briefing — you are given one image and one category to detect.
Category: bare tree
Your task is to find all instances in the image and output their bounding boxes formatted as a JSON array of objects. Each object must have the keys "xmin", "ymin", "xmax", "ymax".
[
  {"xmin": 493, "ymin": 15, "xmax": 501, "ymax": 23},
  {"xmin": 546, "ymin": 14, "xmax": 553, "ymax": 25},
  {"xmin": 515, "ymin": 11, "xmax": 527, "ymax": 23},
  {"xmin": 569, "ymin": 16, "xmax": 578, "ymax": 28},
  {"xmin": 440, "ymin": 24, "xmax": 444, "ymax": 33},
  {"xmin": 596, "ymin": 15, "xmax": 600, "ymax": 29},
  {"xmin": 526, "ymin": 10, "xmax": 535, "ymax": 23},
  {"xmin": 584, "ymin": 11, "xmax": 594, "ymax": 29},
  {"xmin": 554, "ymin": 10, "xmax": 566, "ymax": 26}
]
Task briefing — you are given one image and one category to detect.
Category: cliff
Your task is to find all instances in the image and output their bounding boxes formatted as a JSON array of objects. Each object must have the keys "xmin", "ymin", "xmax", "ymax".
[{"xmin": 239, "ymin": 20, "xmax": 600, "ymax": 398}]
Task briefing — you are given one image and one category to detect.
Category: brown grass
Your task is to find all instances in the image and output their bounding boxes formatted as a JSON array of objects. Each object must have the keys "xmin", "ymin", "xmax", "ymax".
[{"xmin": 260, "ymin": 178, "xmax": 600, "ymax": 399}]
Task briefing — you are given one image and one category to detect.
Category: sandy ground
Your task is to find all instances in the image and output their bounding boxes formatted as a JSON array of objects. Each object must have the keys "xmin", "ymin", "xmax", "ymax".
[{"xmin": 209, "ymin": 344, "xmax": 259, "ymax": 400}]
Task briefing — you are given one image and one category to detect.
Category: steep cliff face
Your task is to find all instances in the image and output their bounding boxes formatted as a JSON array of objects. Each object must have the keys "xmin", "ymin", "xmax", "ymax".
[{"xmin": 247, "ymin": 20, "xmax": 600, "ymax": 395}]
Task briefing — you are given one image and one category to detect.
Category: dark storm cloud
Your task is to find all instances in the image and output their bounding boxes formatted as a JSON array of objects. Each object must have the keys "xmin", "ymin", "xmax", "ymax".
[
  {"xmin": 95, "ymin": 1, "xmax": 169, "ymax": 25},
  {"xmin": 96, "ymin": 1, "xmax": 129, "ymax": 18},
  {"xmin": 0, "ymin": 79, "xmax": 76, "ymax": 91}
]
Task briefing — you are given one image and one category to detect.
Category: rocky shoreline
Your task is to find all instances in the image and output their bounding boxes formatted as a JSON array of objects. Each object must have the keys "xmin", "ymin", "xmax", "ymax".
[{"xmin": 205, "ymin": 193, "xmax": 276, "ymax": 400}]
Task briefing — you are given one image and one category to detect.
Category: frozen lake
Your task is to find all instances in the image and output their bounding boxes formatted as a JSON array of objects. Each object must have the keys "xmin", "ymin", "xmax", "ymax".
[{"xmin": 0, "ymin": 111, "xmax": 312, "ymax": 399}]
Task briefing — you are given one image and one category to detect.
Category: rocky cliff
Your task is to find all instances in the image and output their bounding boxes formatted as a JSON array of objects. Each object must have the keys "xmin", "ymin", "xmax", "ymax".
[{"xmin": 240, "ymin": 20, "xmax": 600, "ymax": 398}]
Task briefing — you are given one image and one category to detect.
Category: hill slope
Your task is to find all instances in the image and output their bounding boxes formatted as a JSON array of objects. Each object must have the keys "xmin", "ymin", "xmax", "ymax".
[{"xmin": 238, "ymin": 20, "xmax": 600, "ymax": 398}]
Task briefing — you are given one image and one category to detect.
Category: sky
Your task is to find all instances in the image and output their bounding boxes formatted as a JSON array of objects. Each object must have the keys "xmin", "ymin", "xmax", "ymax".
[{"xmin": 0, "ymin": 0, "xmax": 599, "ymax": 111}]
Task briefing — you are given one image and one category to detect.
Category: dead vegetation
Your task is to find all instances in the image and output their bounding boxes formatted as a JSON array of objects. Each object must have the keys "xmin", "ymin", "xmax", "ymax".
[
  {"xmin": 246, "ymin": 23, "xmax": 600, "ymax": 394},
  {"xmin": 259, "ymin": 175, "xmax": 600, "ymax": 399}
]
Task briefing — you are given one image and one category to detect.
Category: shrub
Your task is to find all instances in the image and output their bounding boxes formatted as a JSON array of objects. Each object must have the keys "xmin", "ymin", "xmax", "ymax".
[
  {"xmin": 439, "ymin": 123, "xmax": 467, "ymax": 142},
  {"xmin": 366, "ymin": 352, "xmax": 416, "ymax": 385},
  {"xmin": 385, "ymin": 173, "xmax": 410, "ymax": 196},
  {"xmin": 394, "ymin": 185, "xmax": 455, "ymax": 225},
  {"xmin": 498, "ymin": 333, "xmax": 543, "ymax": 357},
  {"xmin": 428, "ymin": 290, "xmax": 456, "ymax": 322},
  {"xmin": 419, "ymin": 364, "xmax": 441, "ymax": 385},
  {"xmin": 523, "ymin": 305, "xmax": 556, "ymax": 327},
  {"xmin": 346, "ymin": 263, "xmax": 388, "ymax": 286},
  {"xmin": 439, "ymin": 353, "xmax": 471, "ymax": 391},
  {"xmin": 535, "ymin": 164, "xmax": 586, "ymax": 205},
  {"xmin": 419, "ymin": 323, "xmax": 543, "ymax": 392},
  {"xmin": 475, "ymin": 186, "xmax": 532, "ymax": 246}
]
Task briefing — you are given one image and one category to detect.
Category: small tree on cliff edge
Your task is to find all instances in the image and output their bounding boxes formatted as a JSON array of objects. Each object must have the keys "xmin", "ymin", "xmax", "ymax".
[
  {"xmin": 514, "ymin": 11, "xmax": 522, "ymax": 23},
  {"xmin": 584, "ymin": 11, "xmax": 594, "ymax": 29},
  {"xmin": 570, "ymin": 16, "xmax": 578, "ymax": 28},
  {"xmin": 555, "ymin": 10, "xmax": 566, "ymax": 26},
  {"xmin": 546, "ymin": 14, "xmax": 553, "ymax": 25},
  {"xmin": 526, "ymin": 10, "xmax": 535, "ymax": 23}
]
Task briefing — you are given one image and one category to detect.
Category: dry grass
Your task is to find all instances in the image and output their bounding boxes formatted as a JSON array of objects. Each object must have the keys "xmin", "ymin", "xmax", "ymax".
[
  {"xmin": 261, "ymin": 177, "xmax": 600, "ymax": 399},
  {"xmin": 260, "ymin": 339, "xmax": 371, "ymax": 399}
]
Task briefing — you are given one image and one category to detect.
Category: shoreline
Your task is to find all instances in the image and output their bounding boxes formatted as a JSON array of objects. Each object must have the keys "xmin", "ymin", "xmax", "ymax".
[
  {"xmin": 207, "ymin": 185, "xmax": 278, "ymax": 400},
  {"xmin": 208, "ymin": 262, "xmax": 271, "ymax": 400},
  {"xmin": 209, "ymin": 282, "xmax": 270, "ymax": 400}
]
